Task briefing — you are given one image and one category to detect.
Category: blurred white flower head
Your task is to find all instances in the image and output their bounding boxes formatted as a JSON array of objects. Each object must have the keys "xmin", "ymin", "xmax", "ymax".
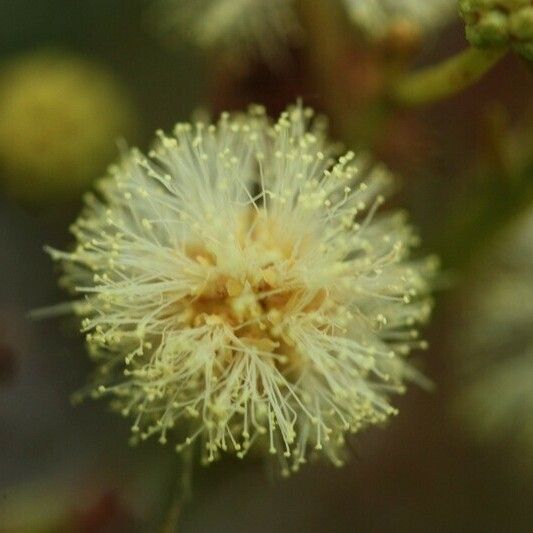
[
  {"xmin": 153, "ymin": 0, "xmax": 301, "ymax": 64},
  {"xmin": 457, "ymin": 210, "xmax": 533, "ymax": 459},
  {"xmin": 345, "ymin": 0, "xmax": 457, "ymax": 39},
  {"xmin": 48, "ymin": 104, "xmax": 435, "ymax": 475}
]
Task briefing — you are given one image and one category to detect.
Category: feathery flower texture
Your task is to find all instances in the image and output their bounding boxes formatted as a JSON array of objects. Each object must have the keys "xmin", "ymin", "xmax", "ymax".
[{"xmin": 49, "ymin": 105, "xmax": 434, "ymax": 474}]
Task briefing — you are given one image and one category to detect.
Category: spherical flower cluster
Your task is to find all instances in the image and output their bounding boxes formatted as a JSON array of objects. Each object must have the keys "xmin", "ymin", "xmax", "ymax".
[
  {"xmin": 48, "ymin": 104, "xmax": 435, "ymax": 475},
  {"xmin": 457, "ymin": 210, "xmax": 533, "ymax": 462},
  {"xmin": 0, "ymin": 51, "xmax": 137, "ymax": 206},
  {"xmin": 153, "ymin": 0, "xmax": 301, "ymax": 64},
  {"xmin": 460, "ymin": 0, "xmax": 533, "ymax": 60},
  {"xmin": 344, "ymin": 0, "xmax": 457, "ymax": 40}
]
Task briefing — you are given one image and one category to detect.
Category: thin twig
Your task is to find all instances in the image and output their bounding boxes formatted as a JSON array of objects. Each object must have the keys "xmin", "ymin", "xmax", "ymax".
[{"xmin": 392, "ymin": 47, "xmax": 506, "ymax": 106}]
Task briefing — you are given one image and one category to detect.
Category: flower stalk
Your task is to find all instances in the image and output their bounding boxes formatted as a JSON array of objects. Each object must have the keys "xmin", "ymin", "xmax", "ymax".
[
  {"xmin": 391, "ymin": 46, "xmax": 507, "ymax": 106},
  {"xmin": 295, "ymin": 0, "xmax": 354, "ymax": 139}
]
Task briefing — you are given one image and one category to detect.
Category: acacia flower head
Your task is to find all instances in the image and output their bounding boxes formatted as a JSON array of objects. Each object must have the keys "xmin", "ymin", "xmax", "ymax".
[
  {"xmin": 152, "ymin": 0, "xmax": 301, "ymax": 64},
  {"xmin": 47, "ymin": 104, "xmax": 435, "ymax": 475}
]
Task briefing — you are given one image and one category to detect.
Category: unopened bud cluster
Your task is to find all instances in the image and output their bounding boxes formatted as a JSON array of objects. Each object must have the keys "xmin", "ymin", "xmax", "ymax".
[{"xmin": 460, "ymin": 0, "xmax": 533, "ymax": 59}]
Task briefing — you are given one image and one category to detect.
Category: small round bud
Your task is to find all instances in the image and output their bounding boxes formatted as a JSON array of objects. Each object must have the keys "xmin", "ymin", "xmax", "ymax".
[
  {"xmin": 460, "ymin": 0, "xmax": 533, "ymax": 60},
  {"xmin": 0, "ymin": 50, "xmax": 138, "ymax": 207}
]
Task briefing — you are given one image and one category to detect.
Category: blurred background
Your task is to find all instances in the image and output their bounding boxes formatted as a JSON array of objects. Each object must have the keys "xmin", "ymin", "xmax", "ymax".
[{"xmin": 1, "ymin": 1, "xmax": 532, "ymax": 531}]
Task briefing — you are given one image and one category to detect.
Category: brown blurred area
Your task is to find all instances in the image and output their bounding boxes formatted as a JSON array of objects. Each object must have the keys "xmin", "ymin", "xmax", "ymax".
[{"xmin": 1, "ymin": 1, "xmax": 532, "ymax": 532}]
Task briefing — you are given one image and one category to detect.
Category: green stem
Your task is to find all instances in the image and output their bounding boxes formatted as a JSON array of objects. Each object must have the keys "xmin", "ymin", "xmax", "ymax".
[
  {"xmin": 392, "ymin": 47, "xmax": 507, "ymax": 106},
  {"xmin": 160, "ymin": 448, "xmax": 193, "ymax": 533}
]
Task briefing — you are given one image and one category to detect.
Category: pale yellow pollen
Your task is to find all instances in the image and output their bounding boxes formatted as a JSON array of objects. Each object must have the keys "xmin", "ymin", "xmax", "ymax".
[{"xmin": 226, "ymin": 278, "xmax": 244, "ymax": 297}]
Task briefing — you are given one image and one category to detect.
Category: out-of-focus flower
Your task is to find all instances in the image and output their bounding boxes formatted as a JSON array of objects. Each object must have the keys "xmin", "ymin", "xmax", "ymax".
[
  {"xmin": 345, "ymin": 0, "xmax": 457, "ymax": 41},
  {"xmin": 0, "ymin": 51, "xmax": 138, "ymax": 207},
  {"xmin": 152, "ymin": 0, "xmax": 302, "ymax": 64},
  {"xmin": 457, "ymin": 210, "xmax": 533, "ymax": 461},
  {"xmin": 460, "ymin": 0, "xmax": 533, "ymax": 60},
  {"xmin": 47, "ymin": 104, "xmax": 435, "ymax": 475}
]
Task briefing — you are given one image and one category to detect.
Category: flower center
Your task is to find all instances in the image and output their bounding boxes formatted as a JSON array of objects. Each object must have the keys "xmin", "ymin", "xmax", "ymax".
[{"xmin": 181, "ymin": 211, "xmax": 326, "ymax": 377}]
